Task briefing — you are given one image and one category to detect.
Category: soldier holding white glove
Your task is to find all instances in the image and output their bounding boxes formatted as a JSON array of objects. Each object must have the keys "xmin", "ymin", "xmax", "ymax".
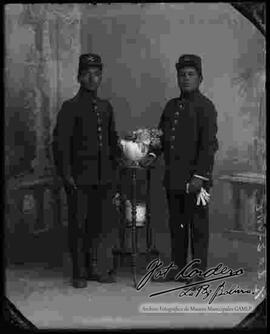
[
  {"xmin": 149, "ymin": 54, "xmax": 218, "ymax": 282},
  {"xmin": 186, "ymin": 177, "xmax": 211, "ymax": 206}
]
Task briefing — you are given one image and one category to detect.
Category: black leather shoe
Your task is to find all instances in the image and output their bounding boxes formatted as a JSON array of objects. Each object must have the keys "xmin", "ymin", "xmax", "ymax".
[
  {"xmin": 87, "ymin": 264, "xmax": 101, "ymax": 281},
  {"xmin": 174, "ymin": 277, "xmax": 189, "ymax": 284},
  {"xmin": 151, "ymin": 276, "xmax": 169, "ymax": 283},
  {"xmin": 98, "ymin": 272, "xmax": 116, "ymax": 283},
  {"xmin": 72, "ymin": 278, "xmax": 87, "ymax": 288},
  {"xmin": 151, "ymin": 271, "xmax": 178, "ymax": 282},
  {"xmin": 87, "ymin": 271, "xmax": 101, "ymax": 281},
  {"xmin": 87, "ymin": 269, "xmax": 116, "ymax": 283},
  {"xmin": 188, "ymin": 276, "xmax": 206, "ymax": 285}
]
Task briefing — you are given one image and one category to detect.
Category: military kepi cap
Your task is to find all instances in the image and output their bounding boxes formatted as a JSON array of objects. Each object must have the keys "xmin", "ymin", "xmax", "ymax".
[
  {"xmin": 176, "ymin": 54, "xmax": 202, "ymax": 76},
  {"xmin": 78, "ymin": 53, "xmax": 103, "ymax": 74}
]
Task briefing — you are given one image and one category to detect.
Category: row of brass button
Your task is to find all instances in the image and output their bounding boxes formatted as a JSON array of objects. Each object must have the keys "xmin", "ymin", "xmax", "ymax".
[
  {"xmin": 170, "ymin": 101, "xmax": 184, "ymax": 149},
  {"xmin": 93, "ymin": 103, "xmax": 103, "ymax": 148}
]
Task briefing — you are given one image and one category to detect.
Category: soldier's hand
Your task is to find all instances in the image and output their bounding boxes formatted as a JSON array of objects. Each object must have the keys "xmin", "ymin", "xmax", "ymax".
[
  {"xmin": 188, "ymin": 177, "xmax": 203, "ymax": 194},
  {"xmin": 139, "ymin": 154, "xmax": 156, "ymax": 168},
  {"xmin": 118, "ymin": 157, "xmax": 133, "ymax": 168},
  {"xmin": 112, "ymin": 192, "xmax": 121, "ymax": 207},
  {"xmin": 62, "ymin": 175, "xmax": 77, "ymax": 191}
]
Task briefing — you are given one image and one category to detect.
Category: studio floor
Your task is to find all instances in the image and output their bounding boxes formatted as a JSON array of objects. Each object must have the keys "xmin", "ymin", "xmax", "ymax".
[{"xmin": 5, "ymin": 232, "xmax": 266, "ymax": 329}]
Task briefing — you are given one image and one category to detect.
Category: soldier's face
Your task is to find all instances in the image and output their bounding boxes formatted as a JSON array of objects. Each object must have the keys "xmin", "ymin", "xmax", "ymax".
[
  {"xmin": 177, "ymin": 67, "xmax": 202, "ymax": 93},
  {"xmin": 79, "ymin": 67, "xmax": 102, "ymax": 91}
]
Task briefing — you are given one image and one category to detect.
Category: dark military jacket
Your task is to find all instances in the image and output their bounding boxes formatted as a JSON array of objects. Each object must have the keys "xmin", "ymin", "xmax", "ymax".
[
  {"xmin": 153, "ymin": 90, "xmax": 218, "ymax": 190},
  {"xmin": 52, "ymin": 87, "xmax": 121, "ymax": 186}
]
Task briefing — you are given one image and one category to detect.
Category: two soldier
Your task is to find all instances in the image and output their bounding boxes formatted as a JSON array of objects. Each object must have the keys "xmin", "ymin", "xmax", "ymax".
[{"xmin": 53, "ymin": 53, "xmax": 218, "ymax": 288}]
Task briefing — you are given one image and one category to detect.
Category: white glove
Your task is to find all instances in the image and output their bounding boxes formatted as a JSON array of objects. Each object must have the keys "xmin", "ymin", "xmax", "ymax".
[
  {"xmin": 196, "ymin": 188, "xmax": 210, "ymax": 206},
  {"xmin": 186, "ymin": 184, "xmax": 210, "ymax": 206}
]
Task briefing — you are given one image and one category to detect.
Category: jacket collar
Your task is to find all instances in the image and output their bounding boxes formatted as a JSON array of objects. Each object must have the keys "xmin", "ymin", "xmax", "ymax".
[
  {"xmin": 179, "ymin": 89, "xmax": 200, "ymax": 102},
  {"xmin": 78, "ymin": 86, "xmax": 99, "ymax": 102}
]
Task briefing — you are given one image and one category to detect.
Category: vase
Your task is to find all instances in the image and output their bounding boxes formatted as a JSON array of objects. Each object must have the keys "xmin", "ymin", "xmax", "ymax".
[{"xmin": 120, "ymin": 139, "xmax": 149, "ymax": 162}]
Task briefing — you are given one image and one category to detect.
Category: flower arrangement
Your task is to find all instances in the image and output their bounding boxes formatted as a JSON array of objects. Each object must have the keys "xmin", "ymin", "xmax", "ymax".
[
  {"xmin": 120, "ymin": 128, "xmax": 162, "ymax": 162},
  {"xmin": 132, "ymin": 128, "xmax": 163, "ymax": 148}
]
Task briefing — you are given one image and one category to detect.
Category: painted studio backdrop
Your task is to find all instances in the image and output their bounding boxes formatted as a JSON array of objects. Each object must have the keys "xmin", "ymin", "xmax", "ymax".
[{"xmin": 4, "ymin": 3, "xmax": 266, "ymax": 328}]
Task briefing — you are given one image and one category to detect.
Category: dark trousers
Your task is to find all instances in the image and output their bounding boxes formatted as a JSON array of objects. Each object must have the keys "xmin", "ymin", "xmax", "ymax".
[
  {"xmin": 65, "ymin": 185, "xmax": 109, "ymax": 278},
  {"xmin": 166, "ymin": 189, "xmax": 209, "ymax": 272}
]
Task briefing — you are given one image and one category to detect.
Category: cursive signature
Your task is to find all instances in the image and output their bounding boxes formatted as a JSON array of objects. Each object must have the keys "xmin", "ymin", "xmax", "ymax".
[
  {"xmin": 136, "ymin": 258, "xmax": 244, "ymax": 292},
  {"xmin": 136, "ymin": 258, "xmax": 250, "ymax": 301}
]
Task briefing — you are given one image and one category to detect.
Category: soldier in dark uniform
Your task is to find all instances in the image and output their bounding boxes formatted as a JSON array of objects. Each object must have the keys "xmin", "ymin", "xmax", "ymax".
[
  {"xmin": 141, "ymin": 54, "xmax": 218, "ymax": 282},
  {"xmin": 52, "ymin": 53, "xmax": 121, "ymax": 288}
]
